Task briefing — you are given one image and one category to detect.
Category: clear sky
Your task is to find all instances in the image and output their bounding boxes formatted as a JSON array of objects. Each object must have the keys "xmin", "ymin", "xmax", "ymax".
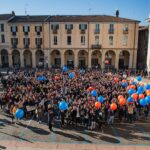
[{"xmin": 0, "ymin": 0, "xmax": 149, "ymax": 25}]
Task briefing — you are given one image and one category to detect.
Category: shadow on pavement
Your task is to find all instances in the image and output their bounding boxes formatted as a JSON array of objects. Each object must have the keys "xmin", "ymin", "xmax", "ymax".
[
  {"xmin": 0, "ymin": 131, "xmax": 33, "ymax": 143},
  {"xmin": 17, "ymin": 122, "xmax": 50, "ymax": 135},
  {"xmin": 53, "ymin": 130, "xmax": 92, "ymax": 143},
  {"xmin": 0, "ymin": 145, "xmax": 6, "ymax": 149}
]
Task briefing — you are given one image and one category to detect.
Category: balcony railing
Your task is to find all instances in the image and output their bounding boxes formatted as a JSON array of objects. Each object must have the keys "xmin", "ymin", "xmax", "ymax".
[
  {"xmin": 80, "ymin": 30, "xmax": 85, "ymax": 34},
  {"xmin": 91, "ymin": 44, "xmax": 101, "ymax": 49},
  {"xmin": 66, "ymin": 29, "xmax": 72, "ymax": 34},
  {"xmin": 94, "ymin": 29, "xmax": 100, "ymax": 34},
  {"xmin": 12, "ymin": 44, "xmax": 17, "ymax": 48},
  {"xmin": 12, "ymin": 32, "xmax": 16, "ymax": 36},
  {"xmin": 53, "ymin": 29, "xmax": 58, "ymax": 34},
  {"xmin": 108, "ymin": 29, "xmax": 114, "ymax": 34},
  {"xmin": 36, "ymin": 44, "xmax": 41, "ymax": 49},
  {"xmin": 24, "ymin": 44, "xmax": 29, "ymax": 48},
  {"xmin": 123, "ymin": 29, "xmax": 128, "ymax": 34}
]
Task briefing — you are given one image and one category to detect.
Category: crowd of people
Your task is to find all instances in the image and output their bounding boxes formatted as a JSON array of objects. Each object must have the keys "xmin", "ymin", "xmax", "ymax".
[{"xmin": 0, "ymin": 69, "xmax": 149, "ymax": 132}]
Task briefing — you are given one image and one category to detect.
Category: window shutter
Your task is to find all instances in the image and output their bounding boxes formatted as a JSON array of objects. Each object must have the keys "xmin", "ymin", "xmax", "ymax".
[
  {"xmin": 79, "ymin": 24, "xmax": 81, "ymax": 29},
  {"xmin": 28, "ymin": 38, "xmax": 30, "ymax": 44},
  {"xmin": 11, "ymin": 26, "xmax": 12, "ymax": 32},
  {"xmin": 11, "ymin": 38, "xmax": 13, "ymax": 44},
  {"xmin": 57, "ymin": 24, "xmax": 59, "ymax": 30},
  {"xmin": 40, "ymin": 26, "xmax": 42, "ymax": 32},
  {"xmin": 35, "ymin": 26, "xmax": 37, "ymax": 32},
  {"xmin": 16, "ymin": 26, "xmax": 18, "ymax": 32},
  {"xmin": 85, "ymin": 24, "xmax": 87, "ymax": 29},
  {"xmin": 51, "ymin": 24, "xmax": 53, "ymax": 30},
  {"xmin": 65, "ymin": 24, "xmax": 67, "ymax": 30},
  {"xmin": 16, "ymin": 38, "xmax": 18, "ymax": 44},
  {"xmin": 23, "ymin": 38, "xmax": 25, "ymax": 44},
  {"xmin": 40, "ymin": 38, "xmax": 42, "ymax": 44},
  {"xmin": 71, "ymin": 24, "xmax": 73, "ymax": 29},
  {"xmin": 28, "ymin": 26, "xmax": 30, "ymax": 32},
  {"xmin": 23, "ymin": 26, "xmax": 25, "ymax": 32},
  {"xmin": 35, "ymin": 38, "xmax": 37, "ymax": 44}
]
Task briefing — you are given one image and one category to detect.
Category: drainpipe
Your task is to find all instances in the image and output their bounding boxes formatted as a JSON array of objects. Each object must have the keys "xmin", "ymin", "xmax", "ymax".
[{"xmin": 132, "ymin": 22, "xmax": 136, "ymax": 74}]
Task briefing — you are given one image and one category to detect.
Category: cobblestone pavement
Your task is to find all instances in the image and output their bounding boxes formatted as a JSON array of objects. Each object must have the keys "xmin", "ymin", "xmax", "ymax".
[{"xmin": 0, "ymin": 110, "xmax": 150, "ymax": 150}]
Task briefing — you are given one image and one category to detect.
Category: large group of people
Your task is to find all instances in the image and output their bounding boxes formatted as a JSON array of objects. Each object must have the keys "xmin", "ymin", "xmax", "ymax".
[{"xmin": 0, "ymin": 68, "xmax": 149, "ymax": 132}]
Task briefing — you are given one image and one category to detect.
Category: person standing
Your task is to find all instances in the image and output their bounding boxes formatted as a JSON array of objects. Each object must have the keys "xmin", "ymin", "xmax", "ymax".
[{"xmin": 48, "ymin": 105, "xmax": 54, "ymax": 132}]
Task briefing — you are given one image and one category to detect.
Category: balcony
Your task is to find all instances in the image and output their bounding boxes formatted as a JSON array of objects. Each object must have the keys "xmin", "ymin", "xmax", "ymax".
[
  {"xmin": 108, "ymin": 29, "xmax": 114, "ymax": 34},
  {"xmin": 53, "ymin": 29, "xmax": 58, "ymax": 34},
  {"xmin": 12, "ymin": 44, "xmax": 17, "ymax": 48},
  {"xmin": 94, "ymin": 29, "xmax": 100, "ymax": 34},
  {"xmin": 123, "ymin": 29, "xmax": 128, "ymax": 34},
  {"xmin": 36, "ymin": 44, "xmax": 41, "ymax": 49},
  {"xmin": 24, "ymin": 44, "xmax": 29, "ymax": 49},
  {"xmin": 80, "ymin": 30, "xmax": 85, "ymax": 34},
  {"xmin": 12, "ymin": 32, "xmax": 16, "ymax": 36},
  {"xmin": 91, "ymin": 44, "xmax": 101, "ymax": 49},
  {"xmin": 66, "ymin": 29, "xmax": 72, "ymax": 34}
]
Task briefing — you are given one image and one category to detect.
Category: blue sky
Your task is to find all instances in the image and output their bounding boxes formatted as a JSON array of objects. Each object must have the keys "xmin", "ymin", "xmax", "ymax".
[{"xmin": 0, "ymin": 0, "xmax": 149, "ymax": 25}]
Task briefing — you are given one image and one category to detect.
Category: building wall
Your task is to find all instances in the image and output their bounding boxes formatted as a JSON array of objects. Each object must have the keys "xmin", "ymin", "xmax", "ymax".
[{"xmin": 0, "ymin": 17, "xmax": 139, "ymax": 70}]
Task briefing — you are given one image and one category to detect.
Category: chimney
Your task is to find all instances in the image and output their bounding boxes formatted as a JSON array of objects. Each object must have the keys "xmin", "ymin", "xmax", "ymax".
[{"xmin": 116, "ymin": 10, "xmax": 119, "ymax": 17}]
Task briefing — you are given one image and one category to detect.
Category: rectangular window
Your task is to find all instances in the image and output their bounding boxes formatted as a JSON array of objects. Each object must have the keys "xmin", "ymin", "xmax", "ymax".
[
  {"xmin": 65, "ymin": 24, "xmax": 73, "ymax": 30},
  {"xmin": 11, "ymin": 26, "xmax": 17, "ymax": 32},
  {"xmin": 0, "ymin": 24, "xmax": 4, "ymax": 32},
  {"xmin": 67, "ymin": 36, "xmax": 71, "ymax": 45},
  {"xmin": 123, "ymin": 35, "xmax": 128, "ymax": 46},
  {"xmin": 51, "ymin": 24, "xmax": 59, "ymax": 30},
  {"xmin": 11, "ymin": 38, "xmax": 18, "ymax": 45},
  {"xmin": 1, "ymin": 34, "xmax": 5, "ymax": 43},
  {"xmin": 23, "ymin": 38, "xmax": 30, "ymax": 45},
  {"xmin": 95, "ymin": 36, "xmax": 99, "ymax": 45},
  {"xmin": 35, "ymin": 26, "xmax": 42, "ymax": 32},
  {"xmin": 23, "ymin": 26, "xmax": 30, "ymax": 32},
  {"xmin": 79, "ymin": 24, "xmax": 87, "ymax": 30},
  {"xmin": 109, "ymin": 36, "xmax": 113, "ymax": 45},
  {"xmin": 35, "ymin": 38, "xmax": 42, "ymax": 45},
  {"xmin": 109, "ymin": 24, "xmax": 114, "ymax": 33},
  {"xmin": 95, "ymin": 24, "xmax": 100, "ymax": 33},
  {"xmin": 53, "ymin": 36, "xmax": 58, "ymax": 45},
  {"xmin": 81, "ymin": 36, "xmax": 85, "ymax": 45}
]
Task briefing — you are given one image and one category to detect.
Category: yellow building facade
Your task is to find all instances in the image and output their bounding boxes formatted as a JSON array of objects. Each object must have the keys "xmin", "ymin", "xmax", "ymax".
[{"xmin": 0, "ymin": 12, "xmax": 139, "ymax": 69}]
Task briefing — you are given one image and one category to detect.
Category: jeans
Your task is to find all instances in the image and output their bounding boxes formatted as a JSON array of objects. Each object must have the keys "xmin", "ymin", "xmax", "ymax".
[{"xmin": 107, "ymin": 116, "xmax": 114, "ymax": 125}]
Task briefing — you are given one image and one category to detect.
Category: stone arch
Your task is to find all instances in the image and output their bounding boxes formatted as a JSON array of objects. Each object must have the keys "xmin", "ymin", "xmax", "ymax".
[
  {"xmin": 50, "ymin": 50, "xmax": 61, "ymax": 68},
  {"xmin": 119, "ymin": 50, "xmax": 130, "ymax": 69},
  {"xmin": 23, "ymin": 50, "xmax": 32, "ymax": 68},
  {"xmin": 35, "ymin": 50, "xmax": 44, "ymax": 67},
  {"xmin": 64, "ymin": 50, "xmax": 74, "ymax": 68},
  {"xmin": 1, "ymin": 49, "xmax": 9, "ymax": 67},
  {"xmin": 12, "ymin": 50, "xmax": 20, "ymax": 67},
  {"xmin": 78, "ymin": 50, "xmax": 88, "ymax": 68},
  {"xmin": 91, "ymin": 50, "xmax": 102, "ymax": 68},
  {"xmin": 105, "ymin": 50, "xmax": 116, "ymax": 68}
]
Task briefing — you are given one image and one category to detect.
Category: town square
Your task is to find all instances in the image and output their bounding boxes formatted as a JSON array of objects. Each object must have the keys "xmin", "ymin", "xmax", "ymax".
[{"xmin": 0, "ymin": 0, "xmax": 150, "ymax": 150}]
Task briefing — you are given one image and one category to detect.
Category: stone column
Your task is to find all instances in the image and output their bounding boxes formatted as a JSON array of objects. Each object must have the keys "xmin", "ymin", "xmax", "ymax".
[
  {"xmin": 101, "ymin": 50, "xmax": 105, "ymax": 69},
  {"xmin": 44, "ymin": 49, "xmax": 49, "ymax": 68},
  {"xmin": 88, "ymin": 50, "xmax": 92, "ymax": 68},
  {"xmin": 74, "ymin": 50, "xmax": 78, "ymax": 68},
  {"xmin": 115, "ymin": 50, "xmax": 119, "ymax": 70},
  {"xmin": 8, "ymin": 51, "xmax": 12, "ymax": 68},
  {"xmin": 133, "ymin": 50, "xmax": 137, "ymax": 69},
  {"xmin": 61, "ymin": 50, "xmax": 65, "ymax": 67},
  {"xmin": 147, "ymin": 19, "xmax": 150, "ymax": 77},
  {"xmin": 0, "ymin": 53, "xmax": 2, "ymax": 67},
  {"xmin": 129, "ymin": 50, "xmax": 133, "ymax": 69},
  {"xmin": 32, "ymin": 50, "xmax": 36, "ymax": 68},
  {"xmin": 48, "ymin": 50, "xmax": 51, "ymax": 68},
  {"xmin": 20, "ymin": 50, "xmax": 24, "ymax": 68}
]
